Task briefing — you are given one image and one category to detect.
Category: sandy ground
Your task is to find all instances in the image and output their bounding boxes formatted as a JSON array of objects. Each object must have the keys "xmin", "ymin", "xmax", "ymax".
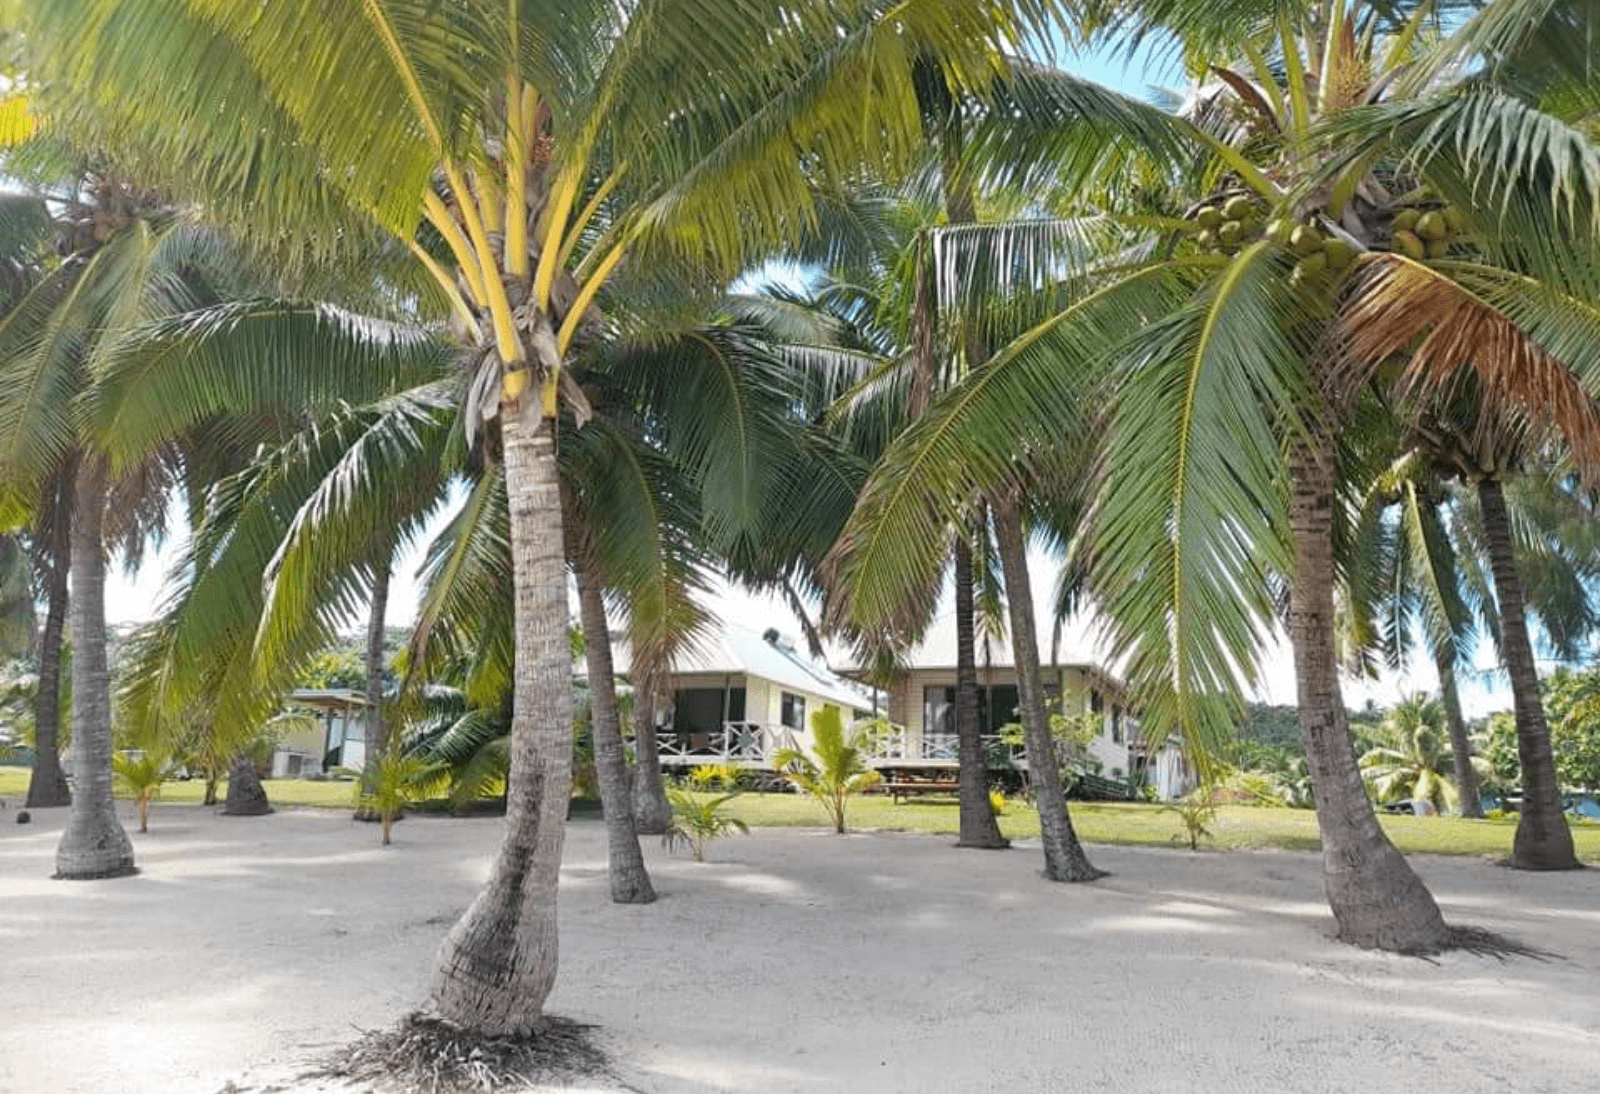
[{"xmin": 2, "ymin": 803, "xmax": 1598, "ymax": 1094}]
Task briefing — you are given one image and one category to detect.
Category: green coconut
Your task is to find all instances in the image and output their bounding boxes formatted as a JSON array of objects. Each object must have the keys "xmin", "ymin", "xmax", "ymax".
[
  {"xmin": 1392, "ymin": 207, "xmax": 1421, "ymax": 233},
  {"xmin": 1441, "ymin": 205, "xmax": 1466, "ymax": 233},
  {"xmin": 1322, "ymin": 238, "xmax": 1358, "ymax": 270},
  {"xmin": 1222, "ymin": 195, "xmax": 1253, "ymax": 220},
  {"xmin": 1196, "ymin": 228, "xmax": 1217, "ymax": 250},
  {"xmin": 1218, "ymin": 221, "xmax": 1244, "ymax": 246},
  {"xmin": 1294, "ymin": 251, "xmax": 1328, "ymax": 278},
  {"xmin": 1196, "ymin": 206, "xmax": 1223, "ymax": 228},
  {"xmin": 1425, "ymin": 237, "xmax": 1450, "ymax": 259},
  {"xmin": 1290, "ymin": 224, "xmax": 1322, "ymax": 254},
  {"xmin": 1392, "ymin": 229, "xmax": 1426, "ymax": 260},
  {"xmin": 1265, "ymin": 218, "xmax": 1295, "ymax": 245},
  {"xmin": 1416, "ymin": 211, "xmax": 1448, "ymax": 241}
]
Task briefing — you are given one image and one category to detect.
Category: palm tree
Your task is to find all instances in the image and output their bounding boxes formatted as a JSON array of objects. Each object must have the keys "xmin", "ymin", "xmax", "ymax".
[
  {"xmin": 1350, "ymin": 406, "xmax": 1600, "ymax": 831},
  {"xmin": 1358, "ymin": 693, "xmax": 1480, "ymax": 814},
  {"xmin": 830, "ymin": 1, "xmax": 1600, "ymax": 948},
  {"xmin": 22, "ymin": 0, "xmax": 1067, "ymax": 1031},
  {"xmin": 24, "ymin": 466, "xmax": 72, "ymax": 808}
]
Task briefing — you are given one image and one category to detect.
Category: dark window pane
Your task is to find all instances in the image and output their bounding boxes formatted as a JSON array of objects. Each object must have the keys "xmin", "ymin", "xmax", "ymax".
[
  {"xmin": 781, "ymin": 692, "xmax": 806, "ymax": 730},
  {"xmin": 727, "ymin": 687, "xmax": 746, "ymax": 722},
  {"xmin": 923, "ymin": 686, "xmax": 955, "ymax": 736},
  {"xmin": 673, "ymin": 688, "xmax": 725, "ymax": 733},
  {"xmin": 986, "ymin": 685, "xmax": 1019, "ymax": 733}
]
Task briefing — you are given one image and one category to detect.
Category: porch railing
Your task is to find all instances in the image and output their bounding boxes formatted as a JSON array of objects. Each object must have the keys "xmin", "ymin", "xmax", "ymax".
[
  {"xmin": 656, "ymin": 722, "xmax": 798, "ymax": 764},
  {"xmin": 865, "ymin": 729, "xmax": 1026, "ymax": 765}
]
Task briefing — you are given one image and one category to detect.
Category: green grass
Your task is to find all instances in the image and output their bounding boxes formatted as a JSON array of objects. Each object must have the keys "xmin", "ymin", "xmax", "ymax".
[
  {"xmin": 4, "ymin": 766, "xmax": 1595, "ymax": 861},
  {"xmin": 0, "ymin": 768, "xmax": 359, "ymax": 809},
  {"xmin": 709, "ymin": 791, "xmax": 1600, "ymax": 860}
]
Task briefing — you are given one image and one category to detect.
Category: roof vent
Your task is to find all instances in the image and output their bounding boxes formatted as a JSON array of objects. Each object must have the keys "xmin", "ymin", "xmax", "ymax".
[{"xmin": 762, "ymin": 628, "xmax": 797, "ymax": 652}]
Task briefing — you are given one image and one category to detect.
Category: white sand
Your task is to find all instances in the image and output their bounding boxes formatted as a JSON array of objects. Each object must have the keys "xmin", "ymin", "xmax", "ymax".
[{"xmin": 2, "ymin": 802, "xmax": 1597, "ymax": 1094}]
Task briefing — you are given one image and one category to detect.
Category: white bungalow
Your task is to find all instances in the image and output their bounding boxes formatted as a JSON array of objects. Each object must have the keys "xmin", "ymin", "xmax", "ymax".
[
  {"xmin": 268, "ymin": 689, "xmax": 370, "ymax": 778},
  {"xmin": 844, "ymin": 612, "xmax": 1194, "ymax": 800},
  {"xmin": 606, "ymin": 624, "xmax": 878, "ymax": 769}
]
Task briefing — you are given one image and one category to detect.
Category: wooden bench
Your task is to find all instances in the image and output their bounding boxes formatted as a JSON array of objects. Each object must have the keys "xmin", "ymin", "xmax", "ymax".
[{"xmin": 882, "ymin": 780, "xmax": 960, "ymax": 804}]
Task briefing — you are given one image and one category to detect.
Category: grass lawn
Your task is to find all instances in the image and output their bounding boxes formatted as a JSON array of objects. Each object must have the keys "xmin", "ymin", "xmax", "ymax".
[
  {"xmin": 0, "ymin": 768, "xmax": 358, "ymax": 809},
  {"xmin": 710, "ymin": 791, "xmax": 1600, "ymax": 860},
  {"xmin": 4, "ymin": 766, "xmax": 1594, "ymax": 861}
]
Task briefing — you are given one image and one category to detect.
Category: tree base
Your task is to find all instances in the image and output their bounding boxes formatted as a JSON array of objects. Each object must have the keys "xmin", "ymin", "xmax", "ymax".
[
  {"xmin": 955, "ymin": 838, "xmax": 1011, "ymax": 850},
  {"xmin": 25, "ymin": 771, "xmax": 71, "ymax": 809},
  {"xmin": 311, "ymin": 1011, "xmax": 612, "ymax": 1093},
  {"xmin": 1044, "ymin": 864, "xmax": 1109, "ymax": 883},
  {"xmin": 1502, "ymin": 855, "xmax": 1585, "ymax": 873},
  {"xmin": 55, "ymin": 864, "xmax": 139, "ymax": 881}
]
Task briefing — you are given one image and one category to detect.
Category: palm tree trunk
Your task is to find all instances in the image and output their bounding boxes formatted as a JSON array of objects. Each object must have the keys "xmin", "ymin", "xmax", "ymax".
[
  {"xmin": 354, "ymin": 545, "xmax": 392, "ymax": 821},
  {"xmin": 1289, "ymin": 439, "xmax": 1448, "ymax": 950},
  {"xmin": 430, "ymin": 392, "xmax": 572, "ymax": 1035},
  {"xmin": 53, "ymin": 455, "xmax": 134, "ymax": 879},
  {"xmin": 26, "ymin": 470, "xmax": 72, "ymax": 809},
  {"xmin": 223, "ymin": 751, "xmax": 273, "ymax": 815},
  {"xmin": 363, "ymin": 545, "xmax": 392, "ymax": 766},
  {"xmin": 575, "ymin": 558, "xmax": 655, "ymax": 904},
  {"xmin": 1435, "ymin": 650, "xmax": 1481, "ymax": 818},
  {"xmin": 630, "ymin": 699, "xmax": 672, "ymax": 835},
  {"xmin": 1477, "ymin": 475, "xmax": 1578, "ymax": 870},
  {"xmin": 993, "ymin": 498, "xmax": 1101, "ymax": 881},
  {"xmin": 954, "ymin": 537, "xmax": 1007, "ymax": 849}
]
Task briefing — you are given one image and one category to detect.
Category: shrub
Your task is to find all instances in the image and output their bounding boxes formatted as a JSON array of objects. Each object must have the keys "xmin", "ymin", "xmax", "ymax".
[{"xmin": 686, "ymin": 763, "xmax": 743, "ymax": 792}]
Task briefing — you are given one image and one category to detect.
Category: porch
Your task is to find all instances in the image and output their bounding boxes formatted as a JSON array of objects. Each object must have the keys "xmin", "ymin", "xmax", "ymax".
[{"xmin": 654, "ymin": 723, "xmax": 1026, "ymax": 770}]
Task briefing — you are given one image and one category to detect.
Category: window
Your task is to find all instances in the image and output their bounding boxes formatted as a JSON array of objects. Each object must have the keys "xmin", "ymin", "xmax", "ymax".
[
  {"xmin": 924, "ymin": 686, "xmax": 955, "ymax": 736},
  {"xmin": 1090, "ymin": 688, "xmax": 1104, "ymax": 714},
  {"xmin": 672, "ymin": 687, "xmax": 744, "ymax": 732},
  {"xmin": 781, "ymin": 692, "xmax": 806, "ymax": 730},
  {"xmin": 1112, "ymin": 707, "xmax": 1124, "ymax": 744},
  {"xmin": 985, "ymin": 685, "xmax": 1020, "ymax": 731},
  {"xmin": 922, "ymin": 684, "xmax": 1019, "ymax": 735}
]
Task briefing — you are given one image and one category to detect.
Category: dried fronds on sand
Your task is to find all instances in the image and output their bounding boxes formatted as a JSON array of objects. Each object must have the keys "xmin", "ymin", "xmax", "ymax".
[{"xmin": 310, "ymin": 1012, "xmax": 615, "ymax": 1093}]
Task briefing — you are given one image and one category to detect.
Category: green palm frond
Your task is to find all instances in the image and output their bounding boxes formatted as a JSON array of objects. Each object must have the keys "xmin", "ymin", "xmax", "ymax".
[
  {"xmin": 829, "ymin": 258, "xmax": 1202, "ymax": 637},
  {"xmin": 1093, "ymin": 244, "xmax": 1310, "ymax": 763},
  {"xmin": 256, "ymin": 383, "xmax": 460, "ymax": 674},
  {"xmin": 410, "ymin": 467, "xmax": 515, "ymax": 707},
  {"xmin": 91, "ymin": 299, "xmax": 456, "ymax": 468}
]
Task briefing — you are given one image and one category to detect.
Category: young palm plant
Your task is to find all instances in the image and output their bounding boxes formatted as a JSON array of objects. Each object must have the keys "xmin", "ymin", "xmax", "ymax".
[
  {"xmin": 663, "ymin": 787, "xmax": 749, "ymax": 862},
  {"xmin": 111, "ymin": 747, "xmax": 171, "ymax": 833},
  {"xmin": 773, "ymin": 706, "xmax": 883, "ymax": 834}
]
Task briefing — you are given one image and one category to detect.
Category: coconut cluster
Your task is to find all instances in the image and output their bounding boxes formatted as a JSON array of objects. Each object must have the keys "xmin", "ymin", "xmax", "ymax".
[
  {"xmin": 1190, "ymin": 194, "xmax": 1260, "ymax": 253},
  {"xmin": 1186, "ymin": 197, "xmax": 1357, "ymax": 285},
  {"xmin": 1386, "ymin": 202, "xmax": 1466, "ymax": 262}
]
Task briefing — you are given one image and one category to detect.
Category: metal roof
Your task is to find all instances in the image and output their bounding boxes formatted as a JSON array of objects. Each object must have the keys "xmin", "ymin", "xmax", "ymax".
[{"xmin": 599, "ymin": 624, "xmax": 875, "ymax": 710}]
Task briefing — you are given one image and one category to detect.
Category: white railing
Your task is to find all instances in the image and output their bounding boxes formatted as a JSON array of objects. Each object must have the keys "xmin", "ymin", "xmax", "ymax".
[{"xmin": 656, "ymin": 722, "xmax": 796, "ymax": 764}]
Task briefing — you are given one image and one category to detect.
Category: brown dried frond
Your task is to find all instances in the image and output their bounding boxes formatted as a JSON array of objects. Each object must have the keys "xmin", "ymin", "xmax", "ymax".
[
  {"xmin": 1335, "ymin": 254, "xmax": 1600, "ymax": 478},
  {"xmin": 310, "ymin": 1011, "xmax": 614, "ymax": 1093}
]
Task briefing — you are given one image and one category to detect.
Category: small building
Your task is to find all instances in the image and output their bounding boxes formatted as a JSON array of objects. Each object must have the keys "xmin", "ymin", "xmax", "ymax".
[
  {"xmin": 845, "ymin": 612, "xmax": 1194, "ymax": 800},
  {"xmin": 269, "ymin": 689, "xmax": 370, "ymax": 778},
  {"xmin": 604, "ymin": 624, "xmax": 878, "ymax": 770}
]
